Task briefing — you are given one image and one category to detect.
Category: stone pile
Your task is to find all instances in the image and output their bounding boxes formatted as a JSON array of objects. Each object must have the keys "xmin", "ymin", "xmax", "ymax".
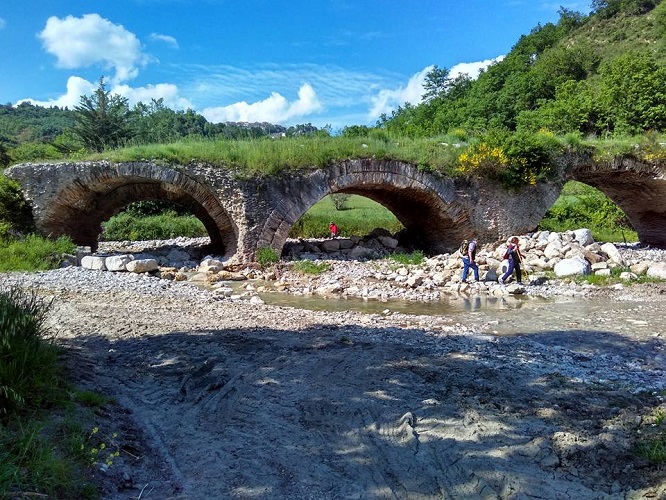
[{"xmin": 73, "ymin": 229, "xmax": 666, "ymax": 304}]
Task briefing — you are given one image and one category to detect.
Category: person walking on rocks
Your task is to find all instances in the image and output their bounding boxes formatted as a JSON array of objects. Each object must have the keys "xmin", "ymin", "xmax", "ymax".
[
  {"xmin": 461, "ymin": 238, "xmax": 480, "ymax": 283},
  {"xmin": 328, "ymin": 221, "xmax": 339, "ymax": 238},
  {"xmin": 500, "ymin": 236, "xmax": 524, "ymax": 285}
]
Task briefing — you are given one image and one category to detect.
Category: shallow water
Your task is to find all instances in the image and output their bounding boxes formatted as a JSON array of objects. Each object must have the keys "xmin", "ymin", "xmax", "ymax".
[{"xmin": 251, "ymin": 288, "xmax": 666, "ymax": 339}]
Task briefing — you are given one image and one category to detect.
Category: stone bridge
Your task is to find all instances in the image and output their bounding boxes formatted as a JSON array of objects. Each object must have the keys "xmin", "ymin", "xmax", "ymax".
[{"xmin": 5, "ymin": 155, "xmax": 666, "ymax": 262}]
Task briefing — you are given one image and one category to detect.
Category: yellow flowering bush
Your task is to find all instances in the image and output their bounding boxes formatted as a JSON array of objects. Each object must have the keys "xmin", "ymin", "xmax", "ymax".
[{"xmin": 457, "ymin": 143, "xmax": 508, "ymax": 178}]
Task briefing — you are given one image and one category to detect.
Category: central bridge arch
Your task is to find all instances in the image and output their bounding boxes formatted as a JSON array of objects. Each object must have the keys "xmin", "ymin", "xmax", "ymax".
[{"xmin": 256, "ymin": 159, "xmax": 476, "ymax": 255}]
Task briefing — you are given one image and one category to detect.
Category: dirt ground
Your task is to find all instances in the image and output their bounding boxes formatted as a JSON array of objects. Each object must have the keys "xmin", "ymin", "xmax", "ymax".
[{"xmin": 41, "ymin": 283, "xmax": 666, "ymax": 500}]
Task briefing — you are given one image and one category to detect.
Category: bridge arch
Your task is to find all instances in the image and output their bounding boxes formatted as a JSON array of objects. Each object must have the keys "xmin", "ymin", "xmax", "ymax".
[
  {"xmin": 568, "ymin": 157, "xmax": 666, "ymax": 248},
  {"xmin": 35, "ymin": 163, "xmax": 237, "ymax": 255},
  {"xmin": 257, "ymin": 159, "xmax": 475, "ymax": 255}
]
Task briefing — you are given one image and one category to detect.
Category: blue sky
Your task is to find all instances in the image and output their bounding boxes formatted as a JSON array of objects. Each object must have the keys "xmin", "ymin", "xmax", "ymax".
[{"xmin": 0, "ymin": 1, "xmax": 591, "ymax": 131}]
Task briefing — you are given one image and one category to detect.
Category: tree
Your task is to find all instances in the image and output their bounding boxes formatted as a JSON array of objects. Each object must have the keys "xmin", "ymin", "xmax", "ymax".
[{"xmin": 72, "ymin": 78, "xmax": 132, "ymax": 152}]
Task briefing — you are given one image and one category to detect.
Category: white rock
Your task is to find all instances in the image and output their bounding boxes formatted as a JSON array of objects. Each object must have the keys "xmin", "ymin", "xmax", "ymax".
[
  {"xmin": 595, "ymin": 269, "xmax": 612, "ymax": 277},
  {"xmin": 105, "ymin": 254, "xmax": 134, "ymax": 272},
  {"xmin": 544, "ymin": 240, "xmax": 563, "ymax": 260},
  {"xmin": 554, "ymin": 256, "xmax": 590, "ymax": 277},
  {"xmin": 647, "ymin": 262, "xmax": 666, "ymax": 279},
  {"xmin": 81, "ymin": 255, "xmax": 107, "ymax": 271},
  {"xmin": 572, "ymin": 228, "xmax": 594, "ymax": 247},
  {"xmin": 126, "ymin": 259, "xmax": 159, "ymax": 273},
  {"xmin": 620, "ymin": 272, "xmax": 638, "ymax": 281},
  {"xmin": 600, "ymin": 242, "xmax": 625, "ymax": 266}
]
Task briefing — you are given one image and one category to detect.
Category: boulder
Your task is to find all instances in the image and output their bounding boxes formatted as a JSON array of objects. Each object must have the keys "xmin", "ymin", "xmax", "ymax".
[
  {"xmin": 81, "ymin": 255, "xmax": 107, "ymax": 271},
  {"xmin": 320, "ymin": 239, "xmax": 341, "ymax": 252},
  {"xmin": 105, "ymin": 254, "xmax": 134, "ymax": 271},
  {"xmin": 647, "ymin": 262, "xmax": 666, "ymax": 279},
  {"xmin": 378, "ymin": 236, "xmax": 399, "ymax": 249},
  {"xmin": 600, "ymin": 242, "xmax": 625, "ymax": 266},
  {"xmin": 630, "ymin": 261, "xmax": 650, "ymax": 275},
  {"xmin": 126, "ymin": 259, "xmax": 159, "ymax": 273},
  {"xmin": 553, "ymin": 256, "xmax": 590, "ymax": 277},
  {"xmin": 572, "ymin": 228, "xmax": 594, "ymax": 247}
]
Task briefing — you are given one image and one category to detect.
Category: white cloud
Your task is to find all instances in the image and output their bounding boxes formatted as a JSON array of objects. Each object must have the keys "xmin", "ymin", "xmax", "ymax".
[
  {"xmin": 19, "ymin": 76, "xmax": 96, "ymax": 108},
  {"xmin": 113, "ymin": 82, "xmax": 193, "ymax": 110},
  {"xmin": 201, "ymin": 83, "xmax": 322, "ymax": 124},
  {"xmin": 149, "ymin": 33, "xmax": 179, "ymax": 49},
  {"xmin": 367, "ymin": 56, "xmax": 505, "ymax": 120},
  {"xmin": 450, "ymin": 56, "xmax": 504, "ymax": 78},
  {"xmin": 19, "ymin": 76, "xmax": 193, "ymax": 111},
  {"xmin": 38, "ymin": 14, "xmax": 153, "ymax": 84},
  {"xmin": 368, "ymin": 66, "xmax": 433, "ymax": 119},
  {"xmin": 0, "ymin": 18, "xmax": 6, "ymax": 30}
]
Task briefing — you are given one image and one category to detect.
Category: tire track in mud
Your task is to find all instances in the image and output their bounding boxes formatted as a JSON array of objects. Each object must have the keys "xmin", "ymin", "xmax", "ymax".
[{"xmin": 37, "ymin": 287, "xmax": 666, "ymax": 499}]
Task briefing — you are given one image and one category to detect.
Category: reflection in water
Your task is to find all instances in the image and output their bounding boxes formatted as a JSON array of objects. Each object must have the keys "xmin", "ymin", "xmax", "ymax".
[
  {"xmin": 228, "ymin": 281, "xmax": 541, "ymax": 316},
  {"xmin": 213, "ymin": 280, "xmax": 665, "ymax": 338}
]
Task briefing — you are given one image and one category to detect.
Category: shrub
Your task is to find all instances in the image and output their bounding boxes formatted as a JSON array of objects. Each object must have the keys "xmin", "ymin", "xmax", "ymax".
[
  {"xmin": 101, "ymin": 212, "xmax": 207, "ymax": 241},
  {"xmin": 0, "ymin": 174, "xmax": 35, "ymax": 235},
  {"xmin": 0, "ymin": 234, "xmax": 75, "ymax": 272},
  {"xmin": 255, "ymin": 246, "xmax": 279, "ymax": 268},
  {"xmin": 0, "ymin": 286, "xmax": 60, "ymax": 418}
]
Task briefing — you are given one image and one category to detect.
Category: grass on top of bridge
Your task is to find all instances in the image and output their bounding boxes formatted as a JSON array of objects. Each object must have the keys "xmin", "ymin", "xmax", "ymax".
[{"xmin": 84, "ymin": 134, "xmax": 482, "ymax": 177}]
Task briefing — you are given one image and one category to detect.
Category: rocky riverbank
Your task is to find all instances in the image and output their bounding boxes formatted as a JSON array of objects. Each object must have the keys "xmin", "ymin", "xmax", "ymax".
[
  {"xmin": 3, "ymin": 231, "xmax": 666, "ymax": 499},
  {"xmin": 76, "ymin": 229, "xmax": 666, "ymax": 306}
]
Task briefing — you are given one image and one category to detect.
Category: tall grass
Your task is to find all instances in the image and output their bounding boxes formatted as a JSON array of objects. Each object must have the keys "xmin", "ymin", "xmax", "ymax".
[
  {"xmin": 0, "ymin": 285, "xmax": 100, "ymax": 497},
  {"xmin": 0, "ymin": 235, "xmax": 75, "ymax": 272},
  {"xmin": 87, "ymin": 135, "xmax": 467, "ymax": 177},
  {"xmin": 289, "ymin": 195, "xmax": 403, "ymax": 238},
  {"xmin": 101, "ymin": 211, "xmax": 207, "ymax": 241},
  {"xmin": 0, "ymin": 286, "xmax": 58, "ymax": 416}
]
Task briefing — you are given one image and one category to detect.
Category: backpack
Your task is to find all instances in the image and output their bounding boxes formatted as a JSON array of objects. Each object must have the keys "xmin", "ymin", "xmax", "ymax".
[{"xmin": 459, "ymin": 239, "xmax": 469, "ymax": 256}]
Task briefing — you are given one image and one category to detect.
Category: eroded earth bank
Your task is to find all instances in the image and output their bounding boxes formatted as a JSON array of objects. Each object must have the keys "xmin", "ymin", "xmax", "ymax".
[{"xmin": 5, "ymin": 264, "xmax": 666, "ymax": 499}]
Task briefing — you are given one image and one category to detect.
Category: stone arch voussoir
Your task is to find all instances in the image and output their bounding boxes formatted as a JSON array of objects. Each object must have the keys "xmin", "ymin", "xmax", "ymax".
[
  {"xmin": 257, "ymin": 159, "xmax": 476, "ymax": 256},
  {"xmin": 40, "ymin": 162, "xmax": 237, "ymax": 255}
]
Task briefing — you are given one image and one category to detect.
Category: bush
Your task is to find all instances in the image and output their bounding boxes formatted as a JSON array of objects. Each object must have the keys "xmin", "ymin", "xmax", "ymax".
[
  {"xmin": 0, "ymin": 174, "xmax": 35, "ymax": 235},
  {"xmin": 0, "ymin": 286, "xmax": 60, "ymax": 417},
  {"xmin": 0, "ymin": 235, "xmax": 75, "ymax": 272},
  {"xmin": 101, "ymin": 212, "xmax": 207, "ymax": 241},
  {"xmin": 256, "ymin": 246, "xmax": 279, "ymax": 268}
]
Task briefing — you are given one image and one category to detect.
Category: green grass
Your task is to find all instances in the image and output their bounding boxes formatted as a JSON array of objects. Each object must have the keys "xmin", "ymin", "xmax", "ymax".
[
  {"xmin": 291, "ymin": 260, "xmax": 331, "ymax": 275},
  {"xmin": 0, "ymin": 235, "xmax": 76, "ymax": 272},
  {"xmin": 85, "ymin": 135, "xmax": 468, "ymax": 177},
  {"xmin": 539, "ymin": 181, "xmax": 639, "ymax": 243},
  {"xmin": 101, "ymin": 211, "xmax": 207, "ymax": 241},
  {"xmin": 387, "ymin": 250, "xmax": 425, "ymax": 266},
  {"xmin": 0, "ymin": 285, "xmax": 109, "ymax": 497},
  {"xmin": 289, "ymin": 194, "xmax": 403, "ymax": 238}
]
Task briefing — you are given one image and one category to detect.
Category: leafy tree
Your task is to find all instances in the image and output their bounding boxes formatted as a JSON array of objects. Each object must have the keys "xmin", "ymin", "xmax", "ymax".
[
  {"xmin": 72, "ymin": 78, "xmax": 132, "ymax": 152},
  {"xmin": 597, "ymin": 51, "xmax": 666, "ymax": 133}
]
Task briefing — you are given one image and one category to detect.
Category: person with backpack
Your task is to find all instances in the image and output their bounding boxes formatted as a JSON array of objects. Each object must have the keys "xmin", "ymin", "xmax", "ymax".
[
  {"xmin": 460, "ymin": 238, "xmax": 479, "ymax": 282},
  {"xmin": 500, "ymin": 236, "xmax": 524, "ymax": 285}
]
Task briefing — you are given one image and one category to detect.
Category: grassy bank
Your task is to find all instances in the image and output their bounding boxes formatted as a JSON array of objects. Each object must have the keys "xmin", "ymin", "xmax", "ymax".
[
  {"xmin": 288, "ymin": 195, "xmax": 403, "ymax": 239},
  {"xmin": 0, "ymin": 286, "xmax": 105, "ymax": 497},
  {"xmin": 0, "ymin": 235, "xmax": 75, "ymax": 272}
]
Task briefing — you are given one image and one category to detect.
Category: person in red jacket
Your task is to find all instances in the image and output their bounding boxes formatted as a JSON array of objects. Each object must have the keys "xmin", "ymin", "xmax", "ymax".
[{"xmin": 328, "ymin": 221, "xmax": 338, "ymax": 238}]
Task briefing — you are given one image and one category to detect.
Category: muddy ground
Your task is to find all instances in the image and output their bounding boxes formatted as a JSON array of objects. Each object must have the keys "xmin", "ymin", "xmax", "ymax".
[{"xmin": 23, "ymin": 276, "xmax": 666, "ymax": 499}]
